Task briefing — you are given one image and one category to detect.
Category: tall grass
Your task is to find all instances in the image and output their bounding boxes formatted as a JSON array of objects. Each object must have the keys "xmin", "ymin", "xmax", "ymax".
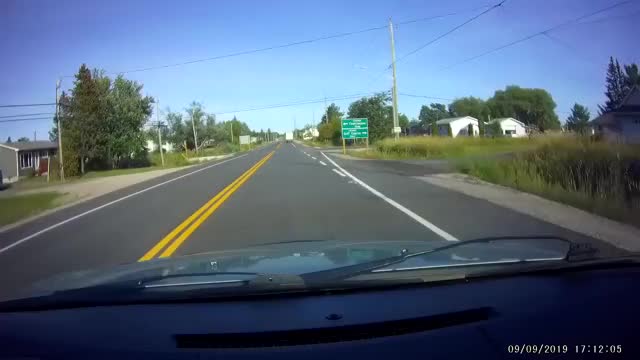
[
  {"xmin": 458, "ymin": 137, "xmax": 640, "ymax": 227},
  {"xmin": 368, "ymin": 136, "xmax": 540, "ymax": 159}
]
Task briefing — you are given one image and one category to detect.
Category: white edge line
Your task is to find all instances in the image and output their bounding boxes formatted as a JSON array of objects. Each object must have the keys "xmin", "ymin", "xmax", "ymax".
[
  {"xmin": 291, "ymin": 143, "xmax": 297, "ymax": 148},
  {"xmin": 0, "ymin": 154, "xmax": 249, "ymax": 255},
  {"xmin": 321, "ymin": 152, "xmax": 458, "ymax": 242},
  {"xmin": 311, "ymin": 157, "xmax": 317, "ymax": 160},
  {"xmin": 319, "ymin": 161, "xmax": 327, "ymax": 166},
  {"xmin": 332, "ymin": 169, "xmax": 346, "ymax": 177}
]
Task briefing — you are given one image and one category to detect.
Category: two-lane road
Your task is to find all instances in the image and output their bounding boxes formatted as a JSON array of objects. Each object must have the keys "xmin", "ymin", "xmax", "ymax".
[{"xmin": 0, "ymin": 142, "xmax": 620, "ymax": 298}]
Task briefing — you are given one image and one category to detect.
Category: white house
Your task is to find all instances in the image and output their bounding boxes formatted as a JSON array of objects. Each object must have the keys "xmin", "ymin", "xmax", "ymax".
[
  {"xmin": 488, "ymin": 117, "xmax": 527, "ymax": 137},
  {"xmin": 302, "ymin": 127, "xmax": 319, "ymax": 140},
  {"xmin": 146, "ymin": 140, "xmax": 175, "ymax": 153},
  {"xmin": 591, "ymin": 86, "xmax": 640, "ymax": 144},
  {"xmin": 435, "ymin": 116, "xmax": 479, "ymax": 137}
]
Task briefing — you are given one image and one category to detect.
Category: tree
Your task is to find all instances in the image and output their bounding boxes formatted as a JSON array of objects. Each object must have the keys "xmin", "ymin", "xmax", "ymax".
[
  {"xmin": 566, "ymin": 103, "xmax": 591, "ymax": 135},
  {"xmin": 487, "ymin": 121, "xmax": 502, "ymax": 137},
  {"xmin": 6, "ymin": 137, "xmax": 11, "ymax": 143},
  {"xmin": 431, "ymin": 120, "xmax": 438, "ymax": 136},
  {"xmin": 449, "ymin": 97, "xmax": 488, "ymax": 120},
  {"xmin": 622, "ymin": 63, "xmax": 639, "ymax": 102},
  {"xmin": 486, "ymin": 85, "xmax": 560, "ymax": 131},
  {"xmin": 467, "ymin": 123, "xmax": 474, "ymax": 137},
  {"xmin": 17, "ymin": 137, "xmax": 30, "ymax": 142},
  {"xmin": 598, "ymin": 57, "xmax": 627, "ymax": 114},
  {"xmin": 321, "ymin": 103, "xmax": 343, "ymax": 123},
  {"xmin": 398, "ymin": 113, "xmax": 409, "ymax": 134},
  {"xmin": 418, "ymin": 103, "xmax": 449, "ymax": 128},
  {"xmin": 347, "ymin": 93, "xmax": 392, "ymax": 141}
]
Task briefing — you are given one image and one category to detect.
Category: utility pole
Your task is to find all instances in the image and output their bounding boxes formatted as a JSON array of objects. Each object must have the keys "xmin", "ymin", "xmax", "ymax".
[
  {"xmin": 388, "ymin": 18, "xmax": 400, "ymax": 141},
  {"xmin": 294, "ymin": 117, "xmax": 297, "ymax": 139},
  {"xmin": 230, "ymin": 121, "xmax": 234, "ymax": 143},
  {"xmin": 324, "ymin": 97, "xmax": 328, "ymax": 124},
  {"xmin": 55, "ymin": 79, "xmax": 65, "ymax": 182},
  {"xmin": 156, "ymin": 102, "xmax": 165, "ymax": 167},
  {"xmin": 191, "ymin": 111, "xmax": 199, "ymax": 154}
]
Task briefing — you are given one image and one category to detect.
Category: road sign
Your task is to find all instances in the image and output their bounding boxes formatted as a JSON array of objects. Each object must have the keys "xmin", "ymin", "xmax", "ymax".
[
  {"xmin": 342, "ymin": 118, "xmax": 369, "ymax": 139},
  {"xmin": 393, "ymin": 126, "xmax": 401, "ymax": 133},
  {"xmin": 239, "ymin": 135, "xmax": 250, "ymax": 145}
]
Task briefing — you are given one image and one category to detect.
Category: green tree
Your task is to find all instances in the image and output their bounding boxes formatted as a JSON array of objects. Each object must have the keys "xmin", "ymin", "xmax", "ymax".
[
  {"xmin": 347, "ymin": 93, "xmax": 392, "ymax": 141},
  {"xmin": 446, "ymin": 124, "xmax": 452, "ymax": 137},
  {"xmin": 599, "ymin": 57, "xmax": 627, "ymax": 114},
  {"xmin": 419, "ymin": 103, "xmax": 450, "ymax": 136},
  {"xmin": 449, "ymin": 97, "xmax": 488, "ymax": 120},
  {"xmin": 623, "ymin": 63, "xmax": 639, "ymax": 92},
  {"xmin": 321, "ymin": 103, "xmax": 343, "ymax": 123},
  {"xmin": 103, "ymin": 75, "xmax": 153, "ymax": 168},
  {"xmin": 486, "ymin": 85, "xmax": 560, "ymax": 132},
  {"xmin": 398, "ymin": 113, "xmax": 409, "ymax": 134},
  {"xmin": 487, "ymin": 121, "xmax": 502, "ymax": 137},
  {"xmin": 566, "ymin": 103, "xmax": 591, "ymax": 135},
  {"xmin": 17, "ymin": 137, "xmax": 30, "ymax": 142}
]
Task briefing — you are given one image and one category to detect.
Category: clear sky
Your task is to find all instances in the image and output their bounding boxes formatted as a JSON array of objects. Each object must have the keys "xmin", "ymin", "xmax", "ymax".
[{"xmin": 0, "ymin": 0, "xmax": 637, "ymax": 139}]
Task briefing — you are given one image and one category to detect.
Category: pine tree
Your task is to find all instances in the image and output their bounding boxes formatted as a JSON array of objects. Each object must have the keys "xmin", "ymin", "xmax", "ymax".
[
  {"xmin": 566, "ymin": 103, "xmax": 591, "ymax": 135},
  {"xmin": 599, "ymin": 57, "xmax": 627, "ymax": 114}
]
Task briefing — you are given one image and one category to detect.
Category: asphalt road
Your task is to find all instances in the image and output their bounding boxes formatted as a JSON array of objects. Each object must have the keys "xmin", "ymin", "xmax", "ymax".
[{"xmin": 0, "ymin": 142, "xmax": 623, "ymax": 299}]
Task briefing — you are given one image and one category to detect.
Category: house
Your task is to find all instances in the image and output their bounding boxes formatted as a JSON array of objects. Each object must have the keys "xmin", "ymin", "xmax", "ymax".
[
  {"xmin": 0, "ymin": 141, "xmax": 58, "ymax": 183},
  {"xmin": 591, "ymin": 85, "xmax": 640, "ymax": 144},
  {"xmin": 435, "ymin": 116, "xmax": 479, "ymax": 137},
  {"xmin": 146, "ymin": 139, "xmax": 175, "ymax": 153},
  {"xmin": 302, "ymin": 128, "xmax": 319, "ymax": 140},
  {"xmin": 487, "ymin": 117, "xmax": 527, "ymax": 137}
]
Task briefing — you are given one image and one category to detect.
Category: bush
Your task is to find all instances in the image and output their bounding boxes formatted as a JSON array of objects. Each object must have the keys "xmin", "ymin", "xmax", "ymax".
[
  {"xmin": 373, "ymin": 136, "xmax": 537, "ymax": 159},
  {"xmin": 150, "ymin": 152, "xmax": 189, "ymax": 167}
]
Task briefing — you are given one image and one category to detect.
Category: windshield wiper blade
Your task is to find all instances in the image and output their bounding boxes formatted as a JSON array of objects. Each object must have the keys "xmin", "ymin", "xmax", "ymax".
[
  {"xmin": 136, "ymin": 271, "xmax": 261, "ymax": 287},
  {"xmin": 302, "ymin": 236, "xmax": 574, "ymax": 282}
]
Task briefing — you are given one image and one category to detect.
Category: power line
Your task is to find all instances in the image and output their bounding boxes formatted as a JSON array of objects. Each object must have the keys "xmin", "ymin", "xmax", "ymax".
[
  {"xmin": 440, "ymin": 0, "xmax": 631, "ymax": 71},
  {"xmin": 392, "ymin": 0, "xmax": 507, "ymax": 67},
  {"xmin": 0, "ymin": 116, "xmax": 52, "ymax": 123},
  {"xmin": 64, "ymin": 5, "xmax": 498, "ymax": 77},
  {"xmin": 0, "ymin": 112, "xmax": 55, "ymax": 119},
  {"xmin": 398, "ymin": 93, "xmax": 454, "ymax": 101},
  {"xmin": 541, "ymin": 33, "xmax": 601, "ymax": 66},
  {"xmin": 213, "ymin": 91, "xmax": 387, "ymax": 115},
  {"xmin": 0, "ymin": 103, "xmax": 55, "ymax": 108}
]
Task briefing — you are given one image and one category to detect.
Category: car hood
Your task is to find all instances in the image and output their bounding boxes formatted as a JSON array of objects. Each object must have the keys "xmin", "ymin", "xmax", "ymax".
[{"xmin": 25, "ymin": 238, "xmax": 570, "ymax": 297}]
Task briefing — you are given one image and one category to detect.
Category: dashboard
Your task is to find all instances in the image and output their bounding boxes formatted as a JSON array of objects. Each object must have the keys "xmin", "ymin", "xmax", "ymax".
[{"xmin": 0, "ymin": 266, "xmax": 638, "ymax": 359}]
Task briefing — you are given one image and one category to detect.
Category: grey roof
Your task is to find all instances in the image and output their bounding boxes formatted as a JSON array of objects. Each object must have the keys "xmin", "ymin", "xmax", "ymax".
[
  {"xmin": 0, "ymin": 141, "xmax": 58, "ymax": 151},
  {"xmin": 435, "ymin": 116, "xmax": 478, "ymax": 125}
]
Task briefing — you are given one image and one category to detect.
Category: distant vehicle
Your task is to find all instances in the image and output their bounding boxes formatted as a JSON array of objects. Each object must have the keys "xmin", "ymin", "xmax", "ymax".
[{"xmin": 285, "ymin": 132, "xmax": 293, "ymax": 142}]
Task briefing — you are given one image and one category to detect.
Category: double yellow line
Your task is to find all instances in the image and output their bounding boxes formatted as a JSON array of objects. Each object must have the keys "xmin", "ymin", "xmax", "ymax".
[{"xmin": 139, "ymin": 151, "xmax": 275, "ymax": 261}]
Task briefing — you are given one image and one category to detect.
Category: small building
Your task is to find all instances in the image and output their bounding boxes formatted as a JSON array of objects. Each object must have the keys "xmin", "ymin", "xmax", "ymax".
[
  {"xmin": 0, "ymin": 141, "xmax": 58, "ymax": 183},
  {"xmin": 435, "ymin": 116, "xmax": 479, "ymax": 137},
  {"xmin": 487, "ymin": 117, "xmax": 527, "ymax": 137},
  {"xmin": 591, "ymin": 86, "xmax": 640, "ymax": 144},
  {"xmin": 302, "ymin": 128, "xmax": 319, "ymax": 140},
  {"xmin": 146, "ymin": 139, "xmax": 174, "ymax": 153}
]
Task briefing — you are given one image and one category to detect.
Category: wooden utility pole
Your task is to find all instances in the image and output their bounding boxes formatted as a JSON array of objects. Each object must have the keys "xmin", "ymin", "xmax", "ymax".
[
  {"xmin": 388, "ymin": 18, "xmax": 400, "ymax": 141},
  {"xmin": 55, "ymin": 79, "xmax": 65, "ymax": 182},
  {"xmin": 156, "ymin": 102, "xmax": 165, "ymax": 167}
]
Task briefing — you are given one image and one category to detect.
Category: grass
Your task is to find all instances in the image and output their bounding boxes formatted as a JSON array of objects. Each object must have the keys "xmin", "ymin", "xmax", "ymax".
[
  {"xmin": 456, "ymin": 137, "xmax": 640, "ymax": 228},
  {"xmin": 0, "ymin": 192, "xmax": 66, "ymax": 226},
  {"xmin": 348, "ymin": 136, "xmax": 541, "ymax": 160}
]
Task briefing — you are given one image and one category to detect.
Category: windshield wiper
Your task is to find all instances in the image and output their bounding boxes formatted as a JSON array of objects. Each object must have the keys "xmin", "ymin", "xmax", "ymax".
[
  {"xmin": 302, "ymin": 236, "xmax": 576, "ymax": 282},
  {"xmin": 136, "ymin": 271, "xmax": 260, "ymax": 288}
]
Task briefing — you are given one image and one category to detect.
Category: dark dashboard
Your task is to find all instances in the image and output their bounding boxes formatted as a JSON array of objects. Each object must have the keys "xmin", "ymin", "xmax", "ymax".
[{"xmin": 1, "ymin": 266, "xmax": 638, "ymax": 359}]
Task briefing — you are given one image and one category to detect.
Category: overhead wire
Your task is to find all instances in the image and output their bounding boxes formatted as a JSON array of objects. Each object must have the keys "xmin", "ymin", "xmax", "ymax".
[
  {"xmin": 0, "ymin": 112, "xmax": 55, "ymax": 119},
  {"xmin": 0, "ymin": 103, "xmax": 55, "ymax": 108},
  {"xmin": 61, "ymin": 4, "xmax": 499, "ymax": 77},
  {"xmin": 0, "ymin": 117, "xmax": 53, "ymax": 123},
  {"xmin": 439, "ymin": 0, "xmax": 632, "ymax": 71}
]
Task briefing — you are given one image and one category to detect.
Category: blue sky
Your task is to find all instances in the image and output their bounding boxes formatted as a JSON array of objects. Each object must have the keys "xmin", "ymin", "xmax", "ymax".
[{"xmin": 0, "ymin": 0, "xmax": 637, "ymax": 139}]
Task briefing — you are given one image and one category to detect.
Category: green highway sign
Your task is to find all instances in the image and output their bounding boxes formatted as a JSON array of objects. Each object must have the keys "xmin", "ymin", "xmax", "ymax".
[{"xmin": 342, "ymin": 118, "xmax": 369, "ymax": 139}]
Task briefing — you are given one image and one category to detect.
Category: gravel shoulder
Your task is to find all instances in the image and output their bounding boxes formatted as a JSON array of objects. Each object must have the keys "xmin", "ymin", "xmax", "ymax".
[{"xmin": 416, "ymin": 173, "xmax": 640, "ymax": 252}]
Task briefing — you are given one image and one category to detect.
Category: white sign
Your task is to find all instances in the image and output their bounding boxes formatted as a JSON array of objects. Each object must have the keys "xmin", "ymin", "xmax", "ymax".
[
  {"xmin": 239, "ymin": 135, "xmax": 250, "ymax": 145},
  {"xmin": 393, "ymin": 127, "xmax": 402, "ymax": 133}
]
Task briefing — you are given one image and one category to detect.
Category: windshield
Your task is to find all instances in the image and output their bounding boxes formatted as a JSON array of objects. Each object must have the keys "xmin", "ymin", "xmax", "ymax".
[{"xmin": 0, "ymin": 0, "xmax": 638, "ymax": 304}]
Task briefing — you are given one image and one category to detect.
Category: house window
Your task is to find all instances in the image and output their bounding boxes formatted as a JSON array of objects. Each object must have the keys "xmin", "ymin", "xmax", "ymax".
[
  {"xmin": 505, "ymin": 130, "xmax": 516, "ymax": 135},
  {"xmin": 19, "ymin": 152, "xmax": 35, "ymax": 169}
]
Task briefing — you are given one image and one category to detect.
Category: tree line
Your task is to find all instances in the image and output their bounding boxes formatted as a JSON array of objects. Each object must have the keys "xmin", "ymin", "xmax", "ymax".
[
  {"xmin": 313, "ymin": 57, "xmax": 638, "ymax": 143},
  {"xmin": 51, "ymin": 64, "xmax": 267, "ymax": 176}
]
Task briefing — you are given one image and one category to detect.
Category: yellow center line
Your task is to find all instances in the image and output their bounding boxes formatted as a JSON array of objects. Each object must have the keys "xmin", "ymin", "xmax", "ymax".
[
  {"xmin": 138, "ymin": 151, "xmax": 274, "ymax": 261},
  {"xmin": 158, "ymin": 151, "xmax": 274, "ymax": 258}
]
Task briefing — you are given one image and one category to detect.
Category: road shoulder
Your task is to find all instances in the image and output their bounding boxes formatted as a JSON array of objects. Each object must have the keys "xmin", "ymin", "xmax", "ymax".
[{"xmin": 417, "ymin": 173, "xmax": 640, "ymax": 252}]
